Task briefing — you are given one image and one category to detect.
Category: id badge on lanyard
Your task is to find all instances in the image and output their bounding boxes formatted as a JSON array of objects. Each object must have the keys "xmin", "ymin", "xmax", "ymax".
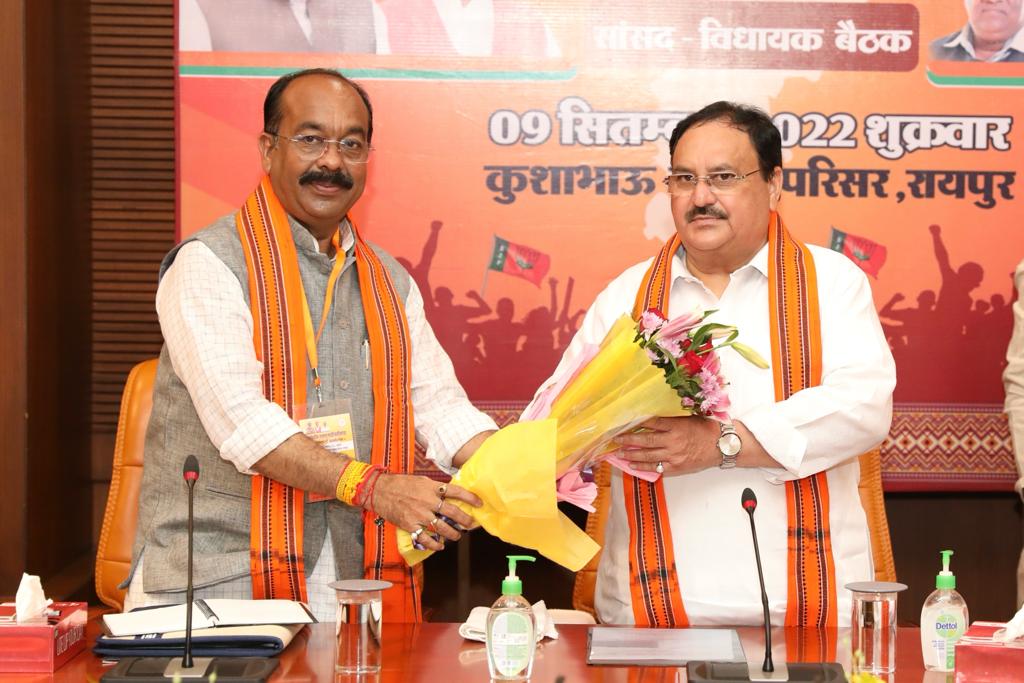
[{"xmin": 299, "ymin": 398, "xmax": 359, "ymax": 503}]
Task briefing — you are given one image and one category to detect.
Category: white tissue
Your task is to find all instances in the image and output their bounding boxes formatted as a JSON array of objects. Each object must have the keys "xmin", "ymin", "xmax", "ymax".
[
  {"xmin": 994, "ymin": 602, "xmax": 1024, "ymax": 642},
  {"xmin": 15, "ymin": 573, "xmax": 52, "ymax": 623},
  {"xmin": 458, "ymin": 600, "xmax": 560, "ymax": 642}
]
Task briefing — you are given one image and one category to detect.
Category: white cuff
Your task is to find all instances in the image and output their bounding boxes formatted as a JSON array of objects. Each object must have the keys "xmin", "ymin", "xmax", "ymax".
[
  {"xmin": 220, "ymin": 402, "xmax": 303, "ymax": 473},
  {"xmin": 739, "ymin": 403, "xmax": 808, "ymax": 482},
  {"xmin": 423, "ymin": 410, "xmax": 499, "ymax": 475}
]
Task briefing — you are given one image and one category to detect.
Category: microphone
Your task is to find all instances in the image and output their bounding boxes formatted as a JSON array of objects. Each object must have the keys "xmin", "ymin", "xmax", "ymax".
[
  {"xmin": 684, "ymin": 489, "xmax": 846, "ymax": 682},
  {"xmin": 741, "ymin": 488, "xmax": 774, "ymax": 675},
  {"xmin": 102, "ymin": 455, "xmax": 277, "ymax": 682},
  {"xmin": 182, "ymin": 455, "xmax": 200, "ymax": 670}
]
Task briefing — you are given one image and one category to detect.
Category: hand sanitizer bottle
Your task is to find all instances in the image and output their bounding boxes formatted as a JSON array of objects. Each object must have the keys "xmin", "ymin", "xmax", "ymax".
[
  {"xmin": 486, "ymin": 555, "xmax": 537, "ymax": 681},
  {"xmin": 920, "ymin": 549, "xmax": 969, "ymax": 672}
]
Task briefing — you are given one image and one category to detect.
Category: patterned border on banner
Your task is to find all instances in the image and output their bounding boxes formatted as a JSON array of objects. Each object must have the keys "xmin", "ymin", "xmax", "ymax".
[
  {"xmin": 417, "ymin": 402, "xmax": 1019, "ymax": 492},
  {"xmin": 884, "ymin": 404, "xmax": 1016, "ymax": 492}
]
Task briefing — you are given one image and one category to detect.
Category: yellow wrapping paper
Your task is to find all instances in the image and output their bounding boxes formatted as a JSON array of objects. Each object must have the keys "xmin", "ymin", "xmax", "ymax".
[
  {"xmin": 397, "ymin": 315, "xmax": 695, "ymax": 570},
  {"xmin": 549, "ymin": 316, "xmax": 691, "ymax": 474},
  {"xmin": 397, "ymin": 419, "xmax": 600, "ymax": 571}
]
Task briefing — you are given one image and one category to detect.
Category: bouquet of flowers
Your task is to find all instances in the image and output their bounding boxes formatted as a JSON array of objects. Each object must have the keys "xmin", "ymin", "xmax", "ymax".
[
  {"xmin": 398, "ymin": 308, "xmax": 766, "ymax": 570},
  {"xmin": 536, "ymin": 308, "xmax": 767, "ymax": 510}
]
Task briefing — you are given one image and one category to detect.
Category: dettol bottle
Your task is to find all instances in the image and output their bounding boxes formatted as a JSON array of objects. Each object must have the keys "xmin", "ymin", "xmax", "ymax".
[
  {"xmin": 920, "ymin": 549, "xmax": 969, "ymax": 672},
  {"xmin": 486, "ymin": 555, "xmax": 537, "ymax": 680}
]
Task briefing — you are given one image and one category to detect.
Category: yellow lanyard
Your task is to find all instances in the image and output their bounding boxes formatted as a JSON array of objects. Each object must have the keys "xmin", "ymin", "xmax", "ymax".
[{"xmin": 300, "ymin": 230, "xmax": 346, "ymax": 405}]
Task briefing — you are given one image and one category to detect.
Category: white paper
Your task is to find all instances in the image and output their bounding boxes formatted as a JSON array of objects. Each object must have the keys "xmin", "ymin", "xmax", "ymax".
[
  {"xmin": 458, "ymin": 600, "xmax": 560, "ymax": 642},
  {"xmin": 587, "ymin": 626, "xmax": 746, "ymax": 666},
  {"xmin": 102, "ymin": 598, "xmax": 314, "ymax": 637},
  {"xmin": 14, "ymin": 573, "xmax": 52, "ymax": 623}
]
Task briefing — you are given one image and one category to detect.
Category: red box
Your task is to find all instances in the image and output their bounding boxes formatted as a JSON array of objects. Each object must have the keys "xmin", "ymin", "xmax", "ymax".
[
  {"xmin": 955, "ymin": 621, "xmax": 1024, "ymax": 682},
  {"xmin": 0, "ymin": 602, "xmax": 87, "ymax": 672}
]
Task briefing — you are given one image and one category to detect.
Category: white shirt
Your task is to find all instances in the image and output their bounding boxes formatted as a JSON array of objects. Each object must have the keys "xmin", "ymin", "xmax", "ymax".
[
  {"xmin": 179, "ymin": 0, "xmax": 315, "ymax": 50},
  {"xmin": 942, "ymin": 22, "xmax": 1024, "ymax": 62},
  {"xmin": 1002, "ymin": 258, "xmax": 1024, "ymax": 498},
  {"xmin": 529, "ymin": 241, "xmax": 895, "ymax": 626},
  {"xmin": 371, "ymin": 0, "xmax": 562, "ymax": 57},
  {"xmin": 156, "ymin": 221, "xmax": 497, "ymax": 476}
]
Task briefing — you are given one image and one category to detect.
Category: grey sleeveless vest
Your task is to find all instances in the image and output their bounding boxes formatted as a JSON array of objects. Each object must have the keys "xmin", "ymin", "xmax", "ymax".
[{"xmin": 129, "ymin": 213, "xmax": 410, "ymax": 593}]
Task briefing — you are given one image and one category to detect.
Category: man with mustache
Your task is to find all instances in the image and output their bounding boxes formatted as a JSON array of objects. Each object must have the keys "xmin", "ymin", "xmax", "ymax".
[
  {"xmin": 124, "ymin": 69, "xmax": 496, "ymax": 622},
  {"xmin": 528, "ymin": 102, "xmax": 895, "ymax": 626},
  {"xmin": 931, "ymin": 0, "xmax": 1024, "ymax": 62}
]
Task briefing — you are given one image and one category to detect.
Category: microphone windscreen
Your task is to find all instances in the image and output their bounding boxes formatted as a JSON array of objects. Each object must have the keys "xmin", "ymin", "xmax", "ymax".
[
  {"xmin": 183, "ymin": 454, "xmax": 200, "ymax": 481},
  {"xmin": 741, "ymin": 487, "xmax": 757, "ymax": 512}
]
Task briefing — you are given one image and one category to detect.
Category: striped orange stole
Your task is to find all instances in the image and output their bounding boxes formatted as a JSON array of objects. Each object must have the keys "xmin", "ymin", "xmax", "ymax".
[
  {"xmin": 235, "ymin": 176, "xmax": 421, "ymax": 622},
  {"xmin": 624, "ymin": 212, "xmax": 838, "ymax": 631}
]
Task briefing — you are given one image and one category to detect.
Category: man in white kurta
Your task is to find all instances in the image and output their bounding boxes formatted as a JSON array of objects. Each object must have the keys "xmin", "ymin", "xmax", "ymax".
[
  {"xmin": 529, "ymin": 102, "xmax": 895, "ymax": 626},
  {"xmin": 1002, "ymin": 257, "xmax": 1024, "ymax": 608}
]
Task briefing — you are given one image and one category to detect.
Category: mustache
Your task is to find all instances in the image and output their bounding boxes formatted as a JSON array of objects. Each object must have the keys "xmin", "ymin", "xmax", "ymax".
[
  {"xmin": 299, "ymin": 169, "xmax": 354, "ymax": 189},
  {"xmin": 685, "ymin": 205, "xmax": 728, "ymax": 222}
]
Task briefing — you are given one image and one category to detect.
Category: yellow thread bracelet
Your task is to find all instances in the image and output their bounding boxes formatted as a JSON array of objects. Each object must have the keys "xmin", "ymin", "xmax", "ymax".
[{"xmin": 335, "ymin": 460, "xmax": 373, "ymax": 506}]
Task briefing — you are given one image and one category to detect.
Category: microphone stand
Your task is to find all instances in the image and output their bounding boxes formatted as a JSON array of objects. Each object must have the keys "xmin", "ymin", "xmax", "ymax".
[
  {"xmin": 162, "ymin": 468, "xmax": 211, "ymax": 678},
  {"xmin": 102, "ymin": 456, "xmax": 278, "ymax": 682},
  {"xmin": 685, "ymin": 489, "xmax": 846, "ymax": 682},
  {"xmin": 745, "ymin": 501, "xmax": 774, "ymax": 676},
  {"xmin": 741, "ymin": 496, "xmax": 787, "ymax": 683}
]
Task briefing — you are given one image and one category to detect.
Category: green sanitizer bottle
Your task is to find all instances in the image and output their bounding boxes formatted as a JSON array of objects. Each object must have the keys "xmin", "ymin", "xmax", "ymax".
[
  {"xmin": 920, "ymin": 549, "xmax": 969, "ymax": 672},
  {"xmin": 486, "ymin": 555, "xmax": 537, "ymax": 681}
]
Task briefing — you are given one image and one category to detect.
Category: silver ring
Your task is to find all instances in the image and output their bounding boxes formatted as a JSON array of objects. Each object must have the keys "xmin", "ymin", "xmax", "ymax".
[
  {"xmin": 428, "ymin": 517, "xmax": 439, "ymax": 531},
  {"xmin": 410, "ymin": 528, "xmax": 424, "ymax": 541},
  {"xmin": 655, "ymin": 462, "xmax": 664, "ymax": 474},
  {"xmin": 435, "ymin": 498, "xmax": 445, "ymax": 514}
]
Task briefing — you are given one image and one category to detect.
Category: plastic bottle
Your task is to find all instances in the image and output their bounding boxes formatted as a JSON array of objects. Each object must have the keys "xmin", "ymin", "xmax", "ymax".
[
  {"xmin": 486, "ymin": 555, "xmax": 537, "ymax": 680},
  {"xmin": 920, "ymin": 549, "xmax": 969, "ymax": 672}
]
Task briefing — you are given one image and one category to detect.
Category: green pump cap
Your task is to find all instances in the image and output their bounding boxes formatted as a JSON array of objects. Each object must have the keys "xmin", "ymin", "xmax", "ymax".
[
  {"xmin": 936, "ymin": 549, "xmax": 956, "ymax": 589},
  {"xmin": 502, "ymin": 555, "xmax": 536, "ymax": 596}
]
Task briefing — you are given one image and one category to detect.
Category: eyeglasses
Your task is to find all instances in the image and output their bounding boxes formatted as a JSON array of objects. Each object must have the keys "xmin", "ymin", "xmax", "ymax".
[
  {"xmin": 662, "ymin": 168, "xmax": 763, "ymax": 196},
  {"xmin": 267, "ymin": 132, "xmax": 373, "ymax": 163}
]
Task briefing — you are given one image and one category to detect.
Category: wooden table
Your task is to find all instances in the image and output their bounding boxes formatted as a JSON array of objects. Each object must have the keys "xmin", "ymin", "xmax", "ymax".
[{"xmin": 12, "ymin": 620, "xmax": 931, "ymax": 682}]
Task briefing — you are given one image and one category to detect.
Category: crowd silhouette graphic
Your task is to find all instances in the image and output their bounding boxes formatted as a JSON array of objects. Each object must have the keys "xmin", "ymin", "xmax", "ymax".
[
  {"xmin": 399, "ymin": 222, "xmax": 1011, "ymax": 404},
  {"xmin": 879, "ymin": 224, "xmax": 1011, "ymax": 404},
  {"xmin": 396, "ymin": 221, "xmax": 585, "ymax": 401}
]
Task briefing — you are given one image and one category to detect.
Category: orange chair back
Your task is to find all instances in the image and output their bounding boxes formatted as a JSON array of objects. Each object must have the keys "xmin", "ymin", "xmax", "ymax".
[
  {"xmin": 95, "ymin": 358, "xmax": 158, "ymax": 611},
  {"xmin": 572, "ymin": 448, "xmax": 896, "ymax": 617}
]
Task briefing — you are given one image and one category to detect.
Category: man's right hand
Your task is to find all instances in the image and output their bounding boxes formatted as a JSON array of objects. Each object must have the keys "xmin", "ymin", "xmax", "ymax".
[{"xmin": 366, "ymin": 474, "xmax": 482, "ymax": 552}]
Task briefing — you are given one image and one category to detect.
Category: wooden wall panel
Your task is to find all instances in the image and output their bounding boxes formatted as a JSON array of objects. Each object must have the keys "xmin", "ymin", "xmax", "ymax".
[
  {"xmin": 0, "ymin": 0, "xmax": 29, "ymax": 592},
  {"xmin": 22, "ymin": 0, "xmax": 93, "ymax": 585},
  {"xmin": 88, "ymin": 0, "xmax": 175, "ymax": 513}
]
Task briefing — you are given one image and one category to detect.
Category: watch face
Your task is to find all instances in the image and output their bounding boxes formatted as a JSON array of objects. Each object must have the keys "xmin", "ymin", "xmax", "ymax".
[{"xmin": 718, "ymin": 432, "xmax": 741, "ymax": 457}]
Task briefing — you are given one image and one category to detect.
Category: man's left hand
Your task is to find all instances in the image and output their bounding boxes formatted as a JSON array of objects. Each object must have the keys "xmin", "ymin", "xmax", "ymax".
[{"xmin": 613, "ymin": 416, "xmax": 720, "ymax": 476}]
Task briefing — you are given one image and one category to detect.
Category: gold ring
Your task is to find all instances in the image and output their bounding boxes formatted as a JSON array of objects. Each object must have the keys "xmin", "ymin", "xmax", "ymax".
[
  {"xmin": 428, "ymin": 517, "xmax": 439, "ymax": 530},
  {"xmin": 435, "ymin": 498, "xmax": 445, "ymax": 513},
  {"xmin": 438, "ymin": 483, "xmax": 448, "ymax": 497}
]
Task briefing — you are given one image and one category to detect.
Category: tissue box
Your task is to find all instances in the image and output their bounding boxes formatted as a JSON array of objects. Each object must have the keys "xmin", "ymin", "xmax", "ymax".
[
  {"xmin": 0, "ymin": 601, "xmax": 87, "ymax": 672},
  {"xmin": 955, "ymin": 621, "xmax": 1024, "ymax": 682}
]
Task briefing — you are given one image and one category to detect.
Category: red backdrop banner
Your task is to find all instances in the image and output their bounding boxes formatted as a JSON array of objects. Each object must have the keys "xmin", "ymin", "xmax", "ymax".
[{"xmin": 177, "ymin": 0, "xmax": 1024, "ymax": 489}]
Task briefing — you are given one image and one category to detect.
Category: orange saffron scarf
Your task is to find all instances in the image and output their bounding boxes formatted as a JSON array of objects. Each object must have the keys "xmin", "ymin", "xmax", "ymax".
[
  {"xmin": 624, "ymin": 212, "xmax": 837, "ymax": 632},
  {"xmin": 235, "ymin": 176, "xmax": 420, "ymax": 622}
]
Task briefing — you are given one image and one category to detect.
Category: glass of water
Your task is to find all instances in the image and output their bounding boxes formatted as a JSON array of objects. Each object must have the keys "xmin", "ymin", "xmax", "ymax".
[
  {"xmin": 330, "ymin": 579, "xmax": 392, "ymax": 675},
  {"xmin": 846, "ymin": 581, "xmax": 907, "ymax": 675}
]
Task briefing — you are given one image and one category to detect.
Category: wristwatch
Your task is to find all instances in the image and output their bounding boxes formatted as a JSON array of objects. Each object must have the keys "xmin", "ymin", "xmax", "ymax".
[{"xmin": 717, "ymin": 422, "xmax": 741, "ymax": 469}]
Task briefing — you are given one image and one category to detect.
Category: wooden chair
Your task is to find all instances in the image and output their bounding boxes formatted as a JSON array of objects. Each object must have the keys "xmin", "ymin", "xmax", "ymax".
[
  {"xmin": 572, "ymin": 448, "xmax": 897, "ymax": 618},
  {"xmin": 95, "ymin": 358, "xmax": 159, "ymax": 611}
]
